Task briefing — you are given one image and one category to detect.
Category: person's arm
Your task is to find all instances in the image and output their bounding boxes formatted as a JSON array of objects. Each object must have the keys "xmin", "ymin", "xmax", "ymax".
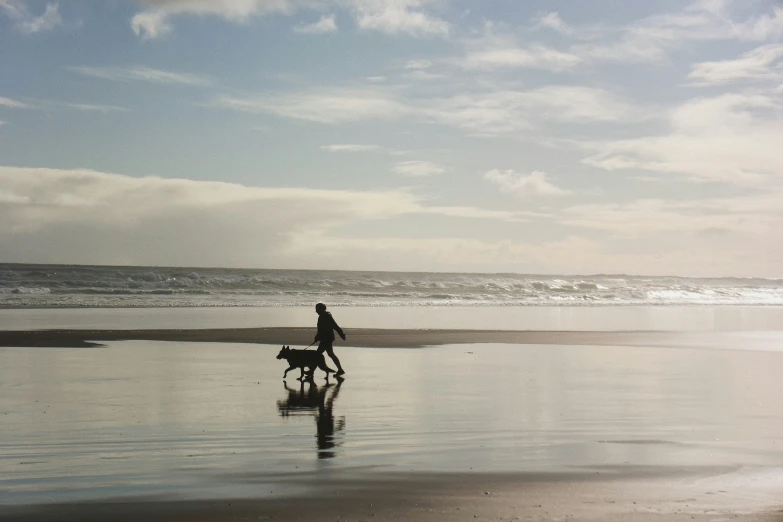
[{"xmin": 331, "ymin": 316, "xmax": 346, "ymax": 340}]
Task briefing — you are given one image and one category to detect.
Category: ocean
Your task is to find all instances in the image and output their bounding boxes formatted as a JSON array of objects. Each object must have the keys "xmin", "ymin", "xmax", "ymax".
[{"xmin": 1, "ymin": 263, "xmax": 782, "ymax": 309}]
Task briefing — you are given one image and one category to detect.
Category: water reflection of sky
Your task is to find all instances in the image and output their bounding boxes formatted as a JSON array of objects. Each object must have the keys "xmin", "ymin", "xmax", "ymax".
[{"xmin": 1, "ymin": 340, "xmax": 783, "ymax": 504}]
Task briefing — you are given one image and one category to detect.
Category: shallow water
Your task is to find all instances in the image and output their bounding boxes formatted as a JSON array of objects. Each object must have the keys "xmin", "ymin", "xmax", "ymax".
[{"xmin": 1, "ymin": 341, "xmax": 783, "ymax": 505}]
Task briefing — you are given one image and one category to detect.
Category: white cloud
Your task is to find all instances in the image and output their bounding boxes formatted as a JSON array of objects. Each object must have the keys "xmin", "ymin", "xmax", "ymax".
[
  {"xmin": 461, "ymin": 45, "xmax": 582, "ymax": 71},
  {"xmin": 566, "ymin": 1, "xmax": 783, "ymax": 64},
  {"xmin": 582, "ymin": 92, "xmax": 783, "ymax": 185},
  {"xmin": 293, "ymin": 13, "xmax": 337, "ymax": 34},
  {"xmin": 401, "ymin": 70, "xmax": 445, "ymax": 80},
  {"xmin": 393, "ymin": 160, "xmax": 445, "ymax": 176},
  {"xmin": 130, "ymin": 0, "xmax": 449, "ymax": 39},
  {"xmin": 366, "ymin": 76, "xmax": 387, "ymax": 82},
  {"xmin": 216, "ymin": 88, "xmax": 409, "ymax": 124},
  {"xmin": 349, "ymin": 0, "xmax": 449, "ymax": 37},
  {"xmin": 0, "ymin": 96, "xmax": 31, "ymax": 108},
  {"xmin": 69, "ymin": 65, "xmax": 211, "ymax": 86},
  {"xmin": 425, "ymin": 86, "xmax": 635, "ymax": 135},
  {"xmin": 532, "ymin": 12, "xmax": 572, "ymax": 35},
  {"xmin": 405, "ymin": 59, "xmax": 432, "ymax": 69},
  {"xmin": 484, "ymin": 170, "xmax": 570, "ymax": 198},
  {"xmin": 320, "ymin": 144, "xmax": 379, "ymax": 152},
  {"xmin": 220, "ymin": 83, "xmax": 635, "ymax": 136},
  {"xmin": 0, "ymin": 189, "xmax": 31, "ymax": 204},
  {"xmin": 689, "ymin": 44, "xmax": 783, "ymax": 85},
  {"xmin": 66, "ymin": 104, "xmax": 131, "ymax": 113},
  {"xmin": 130, "ymin": 0, "xmax": 315, "ymax": 39},
  {"xmin": 0, "ymin": 1, "xmax": 61, "ymax": 34},
  {"xmin": 0, "ymin": 166, "xmax": 528, "ymax": 266}
]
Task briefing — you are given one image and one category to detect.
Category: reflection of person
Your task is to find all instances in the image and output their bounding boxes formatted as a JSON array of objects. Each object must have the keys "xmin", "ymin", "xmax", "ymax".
[
  {"xmin": 316, "ymin": 379, "xmax": 344, "ymax": 458},
  {"xmin": 314, "ymin": 303, "xmax": 346, "ymax": 376}
]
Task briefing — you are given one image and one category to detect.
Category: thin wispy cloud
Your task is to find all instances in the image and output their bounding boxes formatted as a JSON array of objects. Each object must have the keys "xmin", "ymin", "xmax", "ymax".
[
  {"xmin": 66, "ymin": 103, "xmax": 131, "ymax": 113},
  {"xmin": 215, "ymin": 84, "xmax": 635, "ymax": 136},
  {"xmin": 0, "ymin": 0, "xmax": 61, "ymax": 34},
  {"xmin": 484, "ymin": 169, "xmax": 570, "ymax": 198},
  {"xmin": 130, "ymin": 0, "xmax": 310, "ymax": 39},
  {"xmin": 460, "ymin": 45, "xmax": 582, "ymax": 71},
  {"xmin": 293, "ymin": 14, "xmax": 338, "ymax": 34},
  {"xmin": 0, "ymin": 96, "xmax": 31, "ymax": 108},
  {"xmin": 405, "ymin": 59, "xmax": 432, "ymax": 69},
  {"xmin": 130, "ymin": 0, "xmax": 450, "ymax": 39},
  {"xmin": 689, "ymin": 44, "xmax": 783, "ymax": 85},
  {"xmin": 349, "ymin": 0, "xmax": 450, "ymax": 37},
  {"xmin": 321, "ymin": 144, "xmax": 380, "ymax": 152},
  {"xmin": 532, "ymin": 12, "xmax": 572, "ymax": 35},
  {"xmin": 216, "ymin": 89, "xmax": 409, "ymax": 124},
  {"xmin": 393, "ymin": 160, "xmax": 445, "ymax": 177},
  {"xmin": 69, "ymin": 65, "xmax": 211, "ymax": 86}
]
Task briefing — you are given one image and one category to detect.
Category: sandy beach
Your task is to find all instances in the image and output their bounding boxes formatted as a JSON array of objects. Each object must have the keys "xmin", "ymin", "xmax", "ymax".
[{"xmin": 2, "ymin": 330, "xmax": 783, "ymax": 521}]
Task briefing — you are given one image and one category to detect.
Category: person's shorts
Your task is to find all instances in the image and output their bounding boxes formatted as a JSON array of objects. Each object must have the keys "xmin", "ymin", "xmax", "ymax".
[{"xmin": 317, "ymin": 341, "xmax": 335, "ymax": 356}]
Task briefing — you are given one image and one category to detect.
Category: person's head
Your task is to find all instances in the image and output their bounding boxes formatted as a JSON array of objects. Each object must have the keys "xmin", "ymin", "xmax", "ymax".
[{"xmin": 315, "ymin": 303, "xmax": 327, "ymax": 314}]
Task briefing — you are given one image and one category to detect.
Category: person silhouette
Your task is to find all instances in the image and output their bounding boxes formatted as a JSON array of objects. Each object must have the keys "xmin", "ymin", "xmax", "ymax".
[{"xmin": 314, "ymin": 303, "xmax": 346, "ymax": 376}]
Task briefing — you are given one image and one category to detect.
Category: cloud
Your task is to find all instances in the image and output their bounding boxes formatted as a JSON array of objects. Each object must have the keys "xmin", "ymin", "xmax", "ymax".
[
  {"xmin": 66, "ymin": 104, "xmax": 131, "ymax": 113},
  {"xmin": 484, "ymin": 170, "xmax": 571, "ymax": 198},
  {"xmin": 405, "ymin": 59, "xmax": 432, "ymax": 69},
  {"xmin": 69, "ymin": 65, "xmax": 211, "ymax": 86},
  {"xmin": 217, "ymin": 83, "xmax": 635, "ymax": 136},
  {"xmin": 0, "ymin": 166, "xmax": 527, "ymax": 267},
  {"xmin": 321, "ymin": 144, "xmax": 379, "ymax": 152},
  {"xmin": 460, "ymin": 45, "xmax": 582, "ymax": 71},
  {"xmin": 216, "ymin": 88, "xmax": 409, "ymax": 124},
  {"xmin": 349, "ymin": 0, "xmax": 449, "ymax": 37},
  {"xmin": 393, "ymin": 160, "xmax": 445, "ymax": 176},
  {"xmin": 0, "ymin": 96, "xmax": 31, "ymax": 108},
  {"xmin": 532, "ymin": 12, "xmax": 572, "ymax": 35},
  {"xmin": 130, "ymin": 0, "xmax": 314, "ymax": 39},
  {"xmin": 293, "ymin": 13, "xmax": 337, "ymax": 34},
  {"xmin": 567, "ymin": 1, "xmax": 783, "ymax": 64},
  {"xmin": 425, "ymin": 86, "xmax": 635, "ymax": 135},
  {"xmin": 688, "ymin": 44, "xmax": 783, "ymax": 85},
  {"xmin": 401, "ymin": 70, "xmax": 445, "ymax": 80},
  {"xmin": 582, "ymin": 92, "xmax": 783, "ymax": 185},
  {"xmin": 0, "ymin": 1, "xmax": 61, "ymax": 34},
  {"xmin": 130, "ymin": 0, "xmax": 449, "ymax": 39}
]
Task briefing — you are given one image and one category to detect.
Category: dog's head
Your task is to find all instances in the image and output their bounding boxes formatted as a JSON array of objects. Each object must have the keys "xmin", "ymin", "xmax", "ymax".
[{"xmin": 276, "ymin": 345, "xmax": 291, "ymax": 360}]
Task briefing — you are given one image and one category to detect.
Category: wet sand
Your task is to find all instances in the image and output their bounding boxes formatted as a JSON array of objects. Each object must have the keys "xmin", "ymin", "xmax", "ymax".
[
  {"xmin": 3, "ymin": 326, "xmax": 782, "ymax": 350},
  {"xmin": 2, "ymin": 338, "xmax": 783, "ymax": 520},
  {"xmin": 5, "ymin": 469, "xmax": 783, "ymax": 521}
]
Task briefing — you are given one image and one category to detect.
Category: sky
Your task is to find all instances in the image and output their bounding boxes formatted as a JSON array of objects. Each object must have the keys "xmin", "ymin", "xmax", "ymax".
[{"xmin": 1, "ymin": 0, "xmax": 782, "ymax": 276}]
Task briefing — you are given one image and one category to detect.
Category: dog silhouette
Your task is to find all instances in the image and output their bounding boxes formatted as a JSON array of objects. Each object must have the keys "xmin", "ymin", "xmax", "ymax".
[{"xmin": 276, "ymin": 345, "xmax": 335, "ymax": 380}]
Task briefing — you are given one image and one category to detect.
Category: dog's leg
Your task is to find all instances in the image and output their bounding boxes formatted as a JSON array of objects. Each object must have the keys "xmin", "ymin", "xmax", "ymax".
[{"xmin": 283, "ymin": 365, "xmax": 296, "ymax": 379}]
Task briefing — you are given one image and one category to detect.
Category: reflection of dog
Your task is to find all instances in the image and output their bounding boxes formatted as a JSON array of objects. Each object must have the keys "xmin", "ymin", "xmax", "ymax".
[{"xmin": 276, "ymin": 345, "xmax": 335, "ymax": 380}]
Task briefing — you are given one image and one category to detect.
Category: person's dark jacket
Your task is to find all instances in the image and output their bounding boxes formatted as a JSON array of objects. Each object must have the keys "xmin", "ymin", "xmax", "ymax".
[{"xmin": 315, "ymin": 312, "xmax": 345, "ymax": 342}]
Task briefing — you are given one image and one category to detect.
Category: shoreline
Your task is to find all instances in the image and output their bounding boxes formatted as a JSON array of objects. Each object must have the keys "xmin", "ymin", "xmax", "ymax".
[{"xmin": 0, "ymin": 327, "xmax": 746, "ymax": 349}]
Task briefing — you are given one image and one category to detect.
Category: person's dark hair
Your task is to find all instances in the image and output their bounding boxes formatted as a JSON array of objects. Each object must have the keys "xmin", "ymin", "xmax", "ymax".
[{"xmin": 315, "ymin": 302, "xmax": 327, "ymax": 313}]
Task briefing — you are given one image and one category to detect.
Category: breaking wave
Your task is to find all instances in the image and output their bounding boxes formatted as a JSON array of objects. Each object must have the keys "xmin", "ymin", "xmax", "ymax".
[{"xmin": 1, "ymin": 263, "xmax": 782, "ymax": 308}]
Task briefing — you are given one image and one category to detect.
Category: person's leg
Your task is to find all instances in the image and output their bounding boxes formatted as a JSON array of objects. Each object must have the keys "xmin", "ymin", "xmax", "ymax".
[{"xmin": 325, "ymin": 343, "xmax": 344, "ymax": 374}]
